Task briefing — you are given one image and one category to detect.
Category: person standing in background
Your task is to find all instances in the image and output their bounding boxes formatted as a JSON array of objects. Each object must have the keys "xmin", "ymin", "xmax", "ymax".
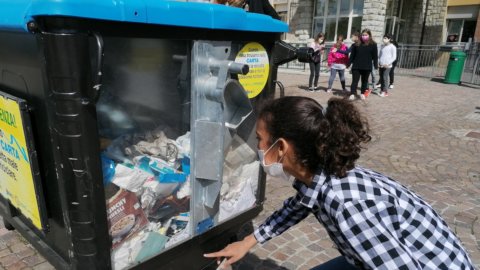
[
  {"xmin": 308, "ymin": 33, "xmax": 326, "ymax": 92},
  {"xmin": 335, "ymin": 32, "xmax": 360, "ymax": 56},
  {"xmin": 326, "ymin": 35, "xmax": 349, "ymax": 93},
  {"xmin": 347, "ymin": 29, "xmax": 378, "ymax": 100},
  {"xmin": 376, "ymin": 37, "xmax": 398, "ymax": 90},
  {"xmin": 377, "ymin": 33, "xmax": 397, "ymax": 97},
  {"xmin": 388, "ymin": 38, "xmax": 398, "ymax": 89}
]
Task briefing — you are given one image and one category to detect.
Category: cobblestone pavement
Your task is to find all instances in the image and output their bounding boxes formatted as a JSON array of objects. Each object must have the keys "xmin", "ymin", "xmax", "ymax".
[{"xmin": 0, "ymin": 71, "xmax": 479, "ymax": 270}]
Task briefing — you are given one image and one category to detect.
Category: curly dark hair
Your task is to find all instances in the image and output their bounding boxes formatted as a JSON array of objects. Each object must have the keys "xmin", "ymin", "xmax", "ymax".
[{"xmin": 258, "ymin": 96, "xmax": 371, "ymax": 178}]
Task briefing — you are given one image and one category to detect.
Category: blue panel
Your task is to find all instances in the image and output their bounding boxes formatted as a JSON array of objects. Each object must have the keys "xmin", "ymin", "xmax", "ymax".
[{"xmin": 0, "ymin": 0, "xmax": 288, "ymax": 33}]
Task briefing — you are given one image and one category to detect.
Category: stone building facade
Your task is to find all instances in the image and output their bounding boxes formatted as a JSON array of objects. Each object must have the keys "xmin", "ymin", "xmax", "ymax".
[{"xmin": 272, "ymin": 0, "xmax": 475, "ymax": 45}]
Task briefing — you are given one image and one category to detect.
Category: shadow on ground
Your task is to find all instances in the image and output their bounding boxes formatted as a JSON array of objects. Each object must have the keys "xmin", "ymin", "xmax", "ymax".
[
  {"xmin": 233, "ymin": 253, "xmax": 290, "ymax": 270},
  {"xmin": 430, "ymin": 77, "xmax": 480, "ymax": 89}
]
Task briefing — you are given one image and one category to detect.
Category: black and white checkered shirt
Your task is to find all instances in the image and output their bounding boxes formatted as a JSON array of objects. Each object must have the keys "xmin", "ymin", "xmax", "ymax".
[{"xmin": 254, "ymin": 166, "xmax": 475, "ymax": 269}]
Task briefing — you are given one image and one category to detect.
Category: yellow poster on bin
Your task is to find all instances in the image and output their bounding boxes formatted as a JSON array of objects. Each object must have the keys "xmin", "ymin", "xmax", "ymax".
[
  {"xmin": 235, "ymin": 42, "xmax": 270, "ymax": 98},
  {"xmin": 0, "ymin": 94, "xmax": 43, "ymax": 230}
]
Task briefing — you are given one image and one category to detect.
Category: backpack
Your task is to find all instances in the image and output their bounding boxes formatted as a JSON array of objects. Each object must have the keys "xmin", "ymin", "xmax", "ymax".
[{"xmin": 311, "ymin": 50, "xmax": 321, "ymax": 63}]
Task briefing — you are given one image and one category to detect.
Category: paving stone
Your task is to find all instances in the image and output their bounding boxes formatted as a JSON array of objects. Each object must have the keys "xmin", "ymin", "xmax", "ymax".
[
  {"xmin": 271, "ymin": 251, "xmax": 288, "ymax": 262},
  {"xmin": 0, "ymin": 254, "xmax": 19, "ymax": 267},
  {"xmin": 31, "ymin": 262, "xmax": 55, "ymax": 270},
  {"xmin": 15, "ymin": 248, "xmax": 35, "ymax": 260},
  {"xmin": 22, "ymin": 255, "xmax": 45, "ymax": 267},
  {"xmin": 280, "ymin": 261, "xmax": 297, "ymax": 270},
  {"xmin": 0, "ymin": 250, "xmax": 10, "ymax": 259},
  {"xmin": 6, "ymin": 261, "xmax": 27, "ymax": 270},
  {"xmin": 9, "ymin": 244, "xmax": 28, "ymax": 254}
]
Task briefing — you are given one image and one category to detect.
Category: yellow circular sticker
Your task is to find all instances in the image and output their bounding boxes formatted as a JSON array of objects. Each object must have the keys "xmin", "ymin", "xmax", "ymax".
[{"xmin": 235, "ymin": 42, "xmax": 270, "ymax": 98}]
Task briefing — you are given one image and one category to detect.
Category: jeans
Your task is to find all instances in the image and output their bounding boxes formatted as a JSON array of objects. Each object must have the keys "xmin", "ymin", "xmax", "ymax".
[
  {"xmin": 350, "ymin": 69, "xmax": 370, "ymax": 95},
  {"xmin": 379, "ymin": 67, "xmax": 391, "ymax": 91},
  {"xmin": 370, "ymin": 64, "xmax": 376, "ymax": 85},
  {"xmin": 377, "ymin": 61, "xmax": 396, "ymax": 86},
  {"xmin": 309, "ymin": 62, "xmax": 321, "ymax": 87},
  {"xmin": 327, "ymin": 69, "xmax": 346, "ymax": 90},
  {"xmin": 310, "ymin": 256, "xmax": 359, "ymax": 270}
]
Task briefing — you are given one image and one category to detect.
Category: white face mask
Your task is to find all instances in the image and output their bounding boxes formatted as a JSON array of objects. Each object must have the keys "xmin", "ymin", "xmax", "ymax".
[{"xmin": 258, "ymin": 139, "xmax": 292, "ymax": 182}]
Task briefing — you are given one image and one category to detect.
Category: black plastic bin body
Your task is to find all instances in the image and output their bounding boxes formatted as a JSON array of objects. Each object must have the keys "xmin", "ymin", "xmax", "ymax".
[{"xmin": 0, "ymin": 1, "xmax": 289, "ymax": 269}]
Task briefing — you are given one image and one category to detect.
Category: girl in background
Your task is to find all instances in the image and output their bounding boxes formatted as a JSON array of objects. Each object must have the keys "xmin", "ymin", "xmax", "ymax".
[
  {"xmin": 326, "ymin": 35, "xmax": 349, "ymax": 93},
  {"xmin": 348, "ymin": 29, "xmax": 378, "ymax": 100},
  {"xmin": 334, "ymin": 32, "xmax": 360, "ymax": 57},
  {"xmin": 308, "ymin": 33, "xmax": 326, "ymax": 91},
  {"xmin": 378, "ymin": 33, "xmax": 397, "ymax": 97},
  {"xmin": 376, "ymin": 37, "xmax": 398, "ymax": 90}
]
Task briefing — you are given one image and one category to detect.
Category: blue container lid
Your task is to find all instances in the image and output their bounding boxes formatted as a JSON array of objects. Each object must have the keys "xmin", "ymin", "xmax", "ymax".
[{"xmin": 0, "ymin": 0, "xmax": 288, "ymax": 33}]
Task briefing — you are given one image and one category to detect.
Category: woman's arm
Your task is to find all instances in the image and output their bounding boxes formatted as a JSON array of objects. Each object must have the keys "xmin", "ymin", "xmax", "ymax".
[
  {"xmin": 348, "ymin": 45, "xmax": 356, "ymax": 67},
  {"xmin": 204, "ymin": 233, "xmax": 257, "ymax": 267},
  {"xmin": 204, "ymin": 192, "xmax": 310, "ymax": 267}
]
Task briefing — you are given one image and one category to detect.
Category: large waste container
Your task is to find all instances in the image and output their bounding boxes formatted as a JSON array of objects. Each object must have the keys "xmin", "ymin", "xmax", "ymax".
[
  {"xmin": 444, "ymin": 50, "xmax": 466, "ymax": 84},
  {"xmin": 0, "ymin": 1, "xmax": 292, "ymax": 269}
]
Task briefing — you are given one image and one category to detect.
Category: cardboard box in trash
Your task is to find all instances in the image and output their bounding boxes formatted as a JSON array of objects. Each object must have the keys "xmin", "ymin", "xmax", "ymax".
[{"xmin": 107, "ymin": 188, "xmax": 148, "ymax": 249}]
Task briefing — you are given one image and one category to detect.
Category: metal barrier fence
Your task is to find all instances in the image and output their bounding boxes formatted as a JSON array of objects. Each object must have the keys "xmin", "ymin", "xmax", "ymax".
[{"xmin": 280, "ymin": 42, "xmax": 480, "ymax": 86}]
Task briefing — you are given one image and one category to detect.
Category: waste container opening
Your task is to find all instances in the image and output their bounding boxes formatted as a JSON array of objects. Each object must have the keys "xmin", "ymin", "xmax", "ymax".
[{"xmin": 0, "ymin": 1, "xmax": 290, "ymax": 269}]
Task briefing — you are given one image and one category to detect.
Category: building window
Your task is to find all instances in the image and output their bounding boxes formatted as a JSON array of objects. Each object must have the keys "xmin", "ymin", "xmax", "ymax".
[
  {"xmin": 313, "ymin": 0, "xmax": 363, "ymax": 42},
  {"xmin": 384, "ymin": 0, "xmax": 406, "ymax": 42},
  {"xmin": 445, "ymin": 5, "xmax": 479, "ymax": 43},
  {"xmin": 446, "ymin": 19, "xmax": 476, "ymax": 43}
]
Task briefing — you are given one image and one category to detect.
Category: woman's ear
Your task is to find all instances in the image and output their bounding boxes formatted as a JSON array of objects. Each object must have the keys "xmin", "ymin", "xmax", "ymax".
[{"xmin": 277, "ymin": 138, "xmax": 290, "ymax": 156}]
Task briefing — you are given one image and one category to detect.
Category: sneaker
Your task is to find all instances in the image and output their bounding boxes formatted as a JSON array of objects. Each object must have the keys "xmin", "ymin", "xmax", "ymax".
[
  {"xmin": 343, "ymin": 88, "xmax": 349, "ymax": 92},
  {"xmin": 364, "ymin": 89, "xmax": 371, "ymax": 97},
  {"xmin": 308, "ymin": 87, "xmax": 315, "ymax": 91},
  {"xmin": 389, "ymin": 84, "xmax": 394, "ymax": 89},
  {"xmin": 326, "ymin": 88, "xmax": 332, "ymax": 93},
  {"xmin": 348, "ymin": 94, "xmax": 355, "ymax": 100},
  {"xmin": 375, "ymin": 83, "xmax": 381, "ymax": 89},
  {"xmin": 380, "ymin": 91, "xmax": 389, "ymax": 97},
  {"xmin": 360, "ymin": 94, "xmax": 366, "ymax": 100},
  {"xmin": 314, "ymin": 86, "xmax": 320, "ymax": 90}
]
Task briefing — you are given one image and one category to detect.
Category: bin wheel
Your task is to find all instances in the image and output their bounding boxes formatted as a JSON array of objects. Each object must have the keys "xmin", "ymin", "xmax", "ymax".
[{"xmin": 3, "ymin": 219, "xmax": 15, "ymax": 231}]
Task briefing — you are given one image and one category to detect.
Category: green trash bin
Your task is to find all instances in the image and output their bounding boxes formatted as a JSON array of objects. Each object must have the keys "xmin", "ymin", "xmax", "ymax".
[{"xmin": 444, "ymin": 50, "xmax": 466, "ymax": 84}]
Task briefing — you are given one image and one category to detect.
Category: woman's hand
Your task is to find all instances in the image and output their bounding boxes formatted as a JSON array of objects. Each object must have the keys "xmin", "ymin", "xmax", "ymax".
[{"xmin": 204, "ymin": 234, "xmax": 257, "ymax": 268}]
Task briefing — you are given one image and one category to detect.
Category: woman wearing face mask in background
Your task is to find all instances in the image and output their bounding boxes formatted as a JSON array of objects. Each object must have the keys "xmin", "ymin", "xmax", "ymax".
[
  {"xmin": 376, "ymin": 37, "xmax": 398, "ymax": 90},
  {"xmin": 347, "ymin": 29, "xmax": 378, "ymax": 100},
  {"xmin": 377, "ymin": 33, "xmax": 397, "ymax": 97},
  {"xmin": 205, "ymin": 96, "xmax": 475, "ymax": 270},
  {"xmin": 308, "ymin": 33, "xmax": 326, "ymax": 91}
]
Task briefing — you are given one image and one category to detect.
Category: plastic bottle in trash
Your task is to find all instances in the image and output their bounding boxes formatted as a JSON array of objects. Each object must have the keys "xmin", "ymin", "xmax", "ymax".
[
  {"xmin": 141, "ymin": 187, "xmax": 155, "ymax": 212},
  {"xmin": 101, "ymin": 154, "xmax": 115, "ymax": 185}
]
